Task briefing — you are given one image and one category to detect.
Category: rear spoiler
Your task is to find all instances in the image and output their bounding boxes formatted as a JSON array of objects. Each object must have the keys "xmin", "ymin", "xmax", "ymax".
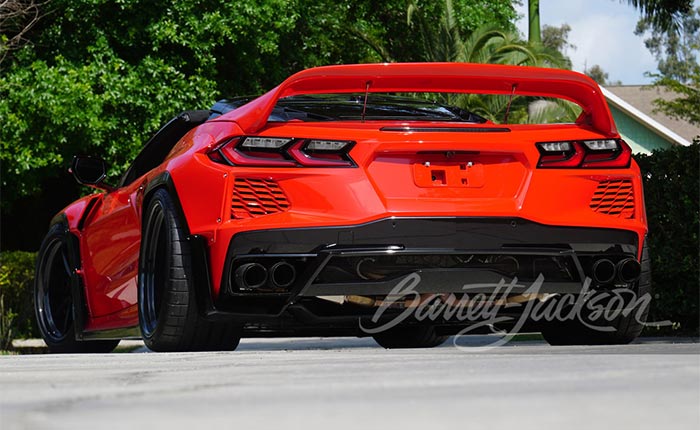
[{"xmin": 218, "ymin": 62, "xmax": 617, "ymax": 136}]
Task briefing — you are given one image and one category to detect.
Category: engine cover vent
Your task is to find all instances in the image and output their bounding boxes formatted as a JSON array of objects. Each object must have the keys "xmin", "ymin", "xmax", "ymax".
[
  {"xmin": 232, "ymin": 178, "xmax": 289, "ymax": 219},
  {"xmin": 590, "ymin": 179, "xmax": 634, "ymax": 219}
]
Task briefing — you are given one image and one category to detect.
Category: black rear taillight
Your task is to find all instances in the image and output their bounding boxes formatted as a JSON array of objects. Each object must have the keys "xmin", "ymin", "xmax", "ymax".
[
  {"xmin": 536, "ymin": 139, "xmax": 631, "ymax": 168},
  {"xmin": 208, "ymin": 137, "xmax": 356, "ymax": 167}
]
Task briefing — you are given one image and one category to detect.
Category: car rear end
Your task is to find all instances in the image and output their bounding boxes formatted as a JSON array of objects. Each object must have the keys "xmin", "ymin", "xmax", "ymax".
[{"xmin": 175, "ymin": 63, "xmax": 648, "ymax": 339}]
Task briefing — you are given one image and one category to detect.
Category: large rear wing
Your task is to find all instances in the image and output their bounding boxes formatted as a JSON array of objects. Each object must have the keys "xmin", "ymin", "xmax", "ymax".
[{"xmin": 219, "ymin": 62, "xmax": 617, "ymax": 136}]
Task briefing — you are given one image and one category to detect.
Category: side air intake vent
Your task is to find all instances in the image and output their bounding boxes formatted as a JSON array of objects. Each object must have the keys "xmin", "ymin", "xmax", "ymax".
[
  {"xmin": 590, "ymin": 179, "xmax": 634, "ymax": 218},
  {"xmin": 231, "ymin": 178, "xmax": 289, "ymax": 219}
]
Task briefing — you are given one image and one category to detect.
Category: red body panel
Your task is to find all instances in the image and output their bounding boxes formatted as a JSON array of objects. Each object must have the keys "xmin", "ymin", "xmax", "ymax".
[
  {"xmin": 54, "ymin": 63, "xmax": 647, "ymax": 334},
  {"xmin": 80, "ymin": 180, "xmax": 141, "ymax": 318}
]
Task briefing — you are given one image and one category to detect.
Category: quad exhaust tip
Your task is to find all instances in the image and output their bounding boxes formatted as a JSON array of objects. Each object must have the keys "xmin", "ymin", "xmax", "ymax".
[
  {"xmin": 270, "ymin": 261, "xmax": 296, "ymax": 288},
  {"xmin": 232, "ymin": 260, "xmax": 297, "ymax": 291},
  {"xmin": 234, "ymin": 262, "xmax": 268, "ymax": 290},
  {"xmin": 591, "ymin": 257, "xmax": 641, "ymax": 285},
  {"xmin": 617, "ymin": 258, "xmax": 642, "ymax": 283},
  {"xmin": 592, "ymin": 259, "xmax": 616, "ymax": 284}
]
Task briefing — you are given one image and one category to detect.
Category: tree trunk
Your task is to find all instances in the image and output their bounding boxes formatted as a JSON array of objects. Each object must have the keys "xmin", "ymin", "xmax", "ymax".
[{"xmin": 528, "ymin": 0, "xmax": 541, "ymax": 45}]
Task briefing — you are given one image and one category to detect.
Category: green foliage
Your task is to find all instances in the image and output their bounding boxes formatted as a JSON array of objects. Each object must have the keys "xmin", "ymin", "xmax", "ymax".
[
  {"xmin": 527, "ymin": 0, "xmax": 541, "ymax": 44},
  {"xmin": 381, "ymin": 0, "xmax": 569, "ymax": 123},
  {"xmin": 0, "ymin": 0, "xmax": 516, "ymax": 219},
  {"xmin": 0, "ymin": 0, "xmax": 297, "ymax": 200},
  {"xmin": 541, "ymin": 24, "xmax": 574, "ymax": 69},
  {"xmin": 635, "ymin": 6, "xmax": 699, "ymax": 83},
  {"xmin": 635, "ymin": 141, "xmax": 700, "ymax": 334},
  {"xmin": 626, "ymin": 0, "xmax": 694, "ymax": 33},
  {"xmin": 585, "ymin": 64, "xmax": 610, "ymax": 85},
  {"xmin": 0, "ymin": 251, "xmax": 38, "ymax": 347},
  {"xmin": 0, "ymin": 47, "xmax": 216, "ymax": 195},
  {"xmin": 0, "ymin": 295, "xmax": 16, "ymax": 350},
  {"xmin": 651, "ymin": 72, "xmax": 700, "ymax": 127},
  {"xmin": 403, "ymin": 1, "xmax": 544, "ymax": 65}
]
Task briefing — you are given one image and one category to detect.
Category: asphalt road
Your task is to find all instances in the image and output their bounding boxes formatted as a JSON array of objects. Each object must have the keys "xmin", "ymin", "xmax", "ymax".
[{"xmin": 1, "ymin": 337, "xmax": 698, "ymax": 430}]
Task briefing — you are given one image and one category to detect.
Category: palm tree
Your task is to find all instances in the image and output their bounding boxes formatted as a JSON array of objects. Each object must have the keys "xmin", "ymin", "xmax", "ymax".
[
  {"xmin": 352, "ymin": 0, "xmax": 574, "ymax": 123},
  {"xmin": 528, "ymin": 0, "xmax": 541, "ymax": 45},
  {"xmin": 404, "ymin": 0, "xmax": 571, "ymax": 123},
  {"xmin": 625, "ymin": 0, "xmax": 693, "ymax": 32}
]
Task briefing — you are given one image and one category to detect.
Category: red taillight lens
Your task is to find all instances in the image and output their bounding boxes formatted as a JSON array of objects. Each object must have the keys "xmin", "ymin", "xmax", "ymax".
[
  {"xmin": 208, "ymin": 137, "xmax": 355, "ymax": 167},
  {"xmin": 581, "ymin": 139, "xmax": 632, "ymax": 168},
  {"xmin": 537, "ymin": 139, "xmax": 631, "ymax": 168},
  {"xmin": 536, "ymin": 141, "xmax": 585, "ymax": 168}
]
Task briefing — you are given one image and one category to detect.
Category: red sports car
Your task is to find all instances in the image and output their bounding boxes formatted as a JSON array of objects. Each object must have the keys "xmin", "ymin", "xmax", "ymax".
[{"xmin": 34, "ymin": 63, "xmax": 650, "ymax": 352}]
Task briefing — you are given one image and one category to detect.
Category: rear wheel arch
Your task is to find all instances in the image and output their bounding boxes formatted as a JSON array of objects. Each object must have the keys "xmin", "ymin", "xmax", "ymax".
[
  {"xmin": 142, "ymin": 172, "xmax": 191, "ymax": 235},
  {"xmin": 141, "ymin": 171, "xmax": 219, "ymax": 306},
  {"xmin": 137, "ymin": 185, "xmax": 240, "ymax": 351}
]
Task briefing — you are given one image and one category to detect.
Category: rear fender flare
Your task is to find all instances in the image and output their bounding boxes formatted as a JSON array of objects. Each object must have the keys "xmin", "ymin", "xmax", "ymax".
[
  {"xmin": 142, "ymin": 172, "xmax": 190, "ymax": 235},
  {"xmin": 141, "ymin": 172, "xmax": 213, "ymax": 315}
]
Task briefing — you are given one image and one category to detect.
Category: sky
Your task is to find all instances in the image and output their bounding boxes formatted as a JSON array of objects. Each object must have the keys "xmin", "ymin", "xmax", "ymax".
[{"xmin": 514, "ymin": 0, "xmax": 699, "ymax": 85}]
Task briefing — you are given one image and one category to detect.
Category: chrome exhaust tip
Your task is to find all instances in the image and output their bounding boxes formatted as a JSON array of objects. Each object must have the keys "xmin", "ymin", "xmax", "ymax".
[
  {"xmin": 270, "ymin": 261, "xmax": 296, "ymax": 288},
  {"xmin": 617, "ymin": 258, "xmax": 641, "ymax": 283},
  {"xmin": 233, "ymin": 262, "xmax": 268, "ymax": 290},
  {"xmin": 592, "ymin": 258, "xmax": 616, "ymax": 284}
]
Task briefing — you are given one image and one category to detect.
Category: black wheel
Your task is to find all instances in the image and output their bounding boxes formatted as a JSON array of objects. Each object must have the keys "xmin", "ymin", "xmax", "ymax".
[
  {"xmin": 138, "ymin": 188, "xmax": 241, "ymax": 352},
  {"xmin": 34, "ymin": 223, "xmax": 119, "ymax": 353},
  {"xmin": 372, "ymin": 325, "xmax": 449, "ymax": 349},
  {"xmin": 542, "ymin": 242, "xmax": 651, "ymax": 345}
]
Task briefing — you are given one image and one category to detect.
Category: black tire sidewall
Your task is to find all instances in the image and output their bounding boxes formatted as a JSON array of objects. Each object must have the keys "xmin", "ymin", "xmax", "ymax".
[
  {"xmin": 35, "ymin": 223, "xmax": 76, "ymax": 349},
  {"xmin": 138, "ymin": 189, "xmax": 184, "ymax": 347},
  {"xmin": 35, "ymin": 223, "xmax": 119, "ymax": 353}
]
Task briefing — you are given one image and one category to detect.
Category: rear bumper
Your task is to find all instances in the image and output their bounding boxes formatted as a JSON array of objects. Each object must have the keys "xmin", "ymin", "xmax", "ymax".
[
  {"xmin": 195, "ymin": 217, "xmax": 640, "ymax": 322},
  {"xmin": 225, "ymin": 216, "xmax": 638, "ymax": 255}
]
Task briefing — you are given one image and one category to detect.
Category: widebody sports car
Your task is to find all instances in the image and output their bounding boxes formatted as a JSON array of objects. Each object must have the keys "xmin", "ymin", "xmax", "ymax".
[{"xmin": 35, "ymin": 63, "xmax": 650, "ymax": 352}]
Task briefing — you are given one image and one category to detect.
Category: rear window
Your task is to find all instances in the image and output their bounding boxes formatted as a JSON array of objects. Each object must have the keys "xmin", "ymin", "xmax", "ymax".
[{"xmin": 271, "ymin": 93, "xmax": 583, "ymax": 125}]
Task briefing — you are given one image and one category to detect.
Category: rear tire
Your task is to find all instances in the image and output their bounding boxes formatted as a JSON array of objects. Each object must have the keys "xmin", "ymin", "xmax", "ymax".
[
  {"xmin": 542, "ymin": 242, "xmax": 651, "ymax": 345},
  {"xmin": 138, "ymin": 188, "xmax": 241, "ymax": 352},
  {"xmin": 35, "ymin": 223, "xmax": 119, "ymax": 353},
  {"xmin": 372, "ymin": 326, "xmax": 449, "ymax": 349}
]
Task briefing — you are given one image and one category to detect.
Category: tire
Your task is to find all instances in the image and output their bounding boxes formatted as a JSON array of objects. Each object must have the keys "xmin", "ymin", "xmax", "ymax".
[
  {"xmin": 541, "ymin": 242, "xmax": 651, "ymax": 345},
  {"xmin": 138, "ymin": 188, "xmax": 241, "ymax": 352},
  {"xmin": 372, "ymin": 325, "xmax": 449, "ymax": 349},
  {"xmin": 34, "ymin": 223, "xmax": 119, "ymax": 353}
]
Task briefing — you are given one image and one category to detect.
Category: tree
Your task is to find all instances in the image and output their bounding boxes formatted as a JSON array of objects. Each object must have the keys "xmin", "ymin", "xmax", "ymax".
[
  {"xmin": 652, "ymin": 73, "xmax": 700, "ymax": 127},
  {"xmin": 355, "ymin": 0, "xmax": 516, "ymax": 62},
  {"xmin": 0, "ymin": 0, "xmax": 519, "ymax": 251},
  {"xmin": 526, "ymin": 0, "xmax": 693, "ymax": 53},
  {"xmin": 528, "ymin": 0, "xmax": 541, "ymax": 44},
  {"xmin": 0, "ymin": 0, "xmax": 48, "ymax": 66},
  {"xmin": 633, "ymin": 6, "xmax": 699, "ymax": 128},
  {"xmin": 635, "ymin": 6, "xmax": 699, "ymax": 83},
  {"xmin": 388, "ymin": 0, "xmax": 570, "ymax": 124},
  {"xmin": 401, "ymin": 0, "xmax": 561, "ymax": 66},
  {"xmin": 625, "ymin": 0, "xmax": 693, "ymax": 33},
  {"xmin": 541, "ymin": 24, "xmax": 575, "ymax": 69},
  {"xmin": 0, "ymin": 0, "xmax": 333, "ymax": 250},
  {"xmin": 585, "ymin": 64, "xmax": 610, "ymax": 85}
]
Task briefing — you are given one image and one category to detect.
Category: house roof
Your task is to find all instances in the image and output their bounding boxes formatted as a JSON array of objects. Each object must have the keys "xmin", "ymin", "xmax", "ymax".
[{"xmin": 602, "ymin": 85, "xmax": 699, "ymax": 145}]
